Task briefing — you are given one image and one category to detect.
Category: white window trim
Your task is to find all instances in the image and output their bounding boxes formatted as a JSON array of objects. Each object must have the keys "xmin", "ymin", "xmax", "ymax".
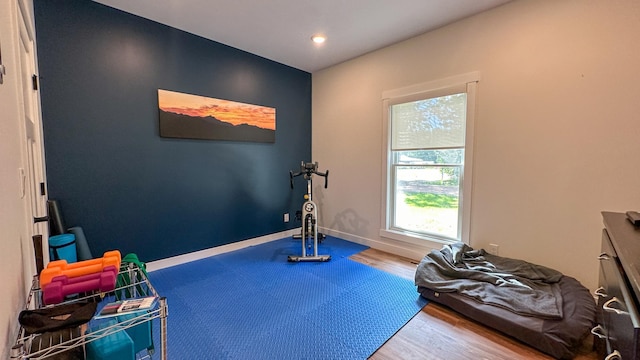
[{"xmin": 380, "ymin": 72, "xmax": 479, "ymax": 249}]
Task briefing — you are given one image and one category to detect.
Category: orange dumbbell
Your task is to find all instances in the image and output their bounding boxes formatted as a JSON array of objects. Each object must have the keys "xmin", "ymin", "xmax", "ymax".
[{"xmin": 40, "ymin": 250, "xmax": 121, "ymax": 287}]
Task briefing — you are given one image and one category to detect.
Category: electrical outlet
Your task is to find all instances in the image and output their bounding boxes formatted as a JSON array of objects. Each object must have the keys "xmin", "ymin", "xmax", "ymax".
[
  {"xmin": 284, "ymin": 213, "xmax": 289, "ymax": 222},
  {"xmin": 488, "ymin": 243, "xmax": 499, "ymax": 255}
]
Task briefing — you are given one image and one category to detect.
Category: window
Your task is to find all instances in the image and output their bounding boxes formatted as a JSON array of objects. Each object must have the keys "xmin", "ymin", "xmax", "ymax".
[{"xmin": 381, "ymin": 73, "xmax": 478, "ymax": 246}]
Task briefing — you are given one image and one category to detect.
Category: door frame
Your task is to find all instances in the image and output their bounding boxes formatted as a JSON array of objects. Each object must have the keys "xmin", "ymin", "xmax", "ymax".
[{"xmin": 16, "ymin": 0, "xmax": 48, "ymax": 291}]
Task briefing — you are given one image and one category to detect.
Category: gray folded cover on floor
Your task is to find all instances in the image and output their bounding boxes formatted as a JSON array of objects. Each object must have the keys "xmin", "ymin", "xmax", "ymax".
[{"xmin": 414, "ymin": 242, "xmax": 564, "ymax": 319}]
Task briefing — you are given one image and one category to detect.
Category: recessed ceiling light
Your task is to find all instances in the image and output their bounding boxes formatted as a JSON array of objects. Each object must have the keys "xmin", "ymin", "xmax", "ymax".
[{"xmin": 311, "ymin": 34, "xmax": 326, "ymax": 44}]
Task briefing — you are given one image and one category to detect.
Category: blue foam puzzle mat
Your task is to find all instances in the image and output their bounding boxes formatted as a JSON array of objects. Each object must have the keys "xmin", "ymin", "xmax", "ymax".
[{"xmin": 148, "ymin": 236, "xmax": 427, "ymax": 359}]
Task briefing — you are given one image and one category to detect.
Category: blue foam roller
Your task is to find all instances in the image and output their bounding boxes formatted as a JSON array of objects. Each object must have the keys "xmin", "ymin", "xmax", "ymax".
[{"xmin": 68, "ymin": 226, "xmax": 93, "ymax": 261}]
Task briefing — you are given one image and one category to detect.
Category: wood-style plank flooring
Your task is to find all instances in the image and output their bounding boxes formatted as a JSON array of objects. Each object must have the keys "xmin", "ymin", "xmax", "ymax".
[{"xmin": 349, "ymin": 248, "xmax": 598, "ymax": 360}]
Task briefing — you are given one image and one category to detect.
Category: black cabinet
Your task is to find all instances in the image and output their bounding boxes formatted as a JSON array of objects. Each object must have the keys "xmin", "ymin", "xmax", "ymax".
[{"xmin": 596, "ymin": 212, "xmax": 640, "ymax": 359}]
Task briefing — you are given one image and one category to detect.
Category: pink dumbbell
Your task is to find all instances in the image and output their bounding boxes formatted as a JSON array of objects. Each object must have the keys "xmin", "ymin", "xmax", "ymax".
[{"xmin": 42, "ymin": 265, "xmax": 118, "ymax": 305}]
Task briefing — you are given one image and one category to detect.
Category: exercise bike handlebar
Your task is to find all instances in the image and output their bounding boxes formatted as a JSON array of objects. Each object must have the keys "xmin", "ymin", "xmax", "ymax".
[
  {"xmin": 290, "ymin": 162, "xmax": 329, "ymax": 189},
  {"xmin": 289, "ymin": 170, "xmax": 296, "ymax": 189},
  {"xmin": 315, "ymin": 169, "xmax": 329, "ymax": 189}
]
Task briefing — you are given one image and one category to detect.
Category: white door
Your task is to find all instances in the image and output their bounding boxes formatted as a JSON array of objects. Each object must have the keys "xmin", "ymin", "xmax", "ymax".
[{"xmin": 17, "ymin": 0, "xmax": 48, "ymax": 286}]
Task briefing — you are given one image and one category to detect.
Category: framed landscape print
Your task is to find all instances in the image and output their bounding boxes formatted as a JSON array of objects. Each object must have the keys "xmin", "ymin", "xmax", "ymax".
[{"xmin": 158, "ymin": 89, "xmax": 276, "ymax": 142}]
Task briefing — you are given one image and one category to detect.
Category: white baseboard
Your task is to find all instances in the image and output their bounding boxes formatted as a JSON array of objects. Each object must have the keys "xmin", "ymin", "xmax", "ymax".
[
  {"xmin": 319, "ymin": 227, "xmax": 434, "ymax": 261},
  {"xmin": 146, "ymin": 229, "xmax": 299, "ymax": 272},
  {"xmin": 146, "ymin": 227, "xmax": 435, "ymax": 272}
]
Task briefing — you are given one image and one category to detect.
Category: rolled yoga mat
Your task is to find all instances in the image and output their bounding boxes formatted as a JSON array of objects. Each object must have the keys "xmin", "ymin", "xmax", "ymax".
[
  {"xmin": 47, "ymin": 200, "xmax": 66, "ymax": 236},
  {"xmin": 67, "ymin": 226, "xmax": 93, "ymax": 261}
]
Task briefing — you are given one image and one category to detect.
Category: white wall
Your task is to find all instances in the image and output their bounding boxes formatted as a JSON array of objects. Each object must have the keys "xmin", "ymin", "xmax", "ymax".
[
  {"xmin": 0, "ymin": 0, "xmax": 35, "ymax": 356},
  {"xmin": 312, "ymin": 0, "xmax": 640, "ymax": 291}
]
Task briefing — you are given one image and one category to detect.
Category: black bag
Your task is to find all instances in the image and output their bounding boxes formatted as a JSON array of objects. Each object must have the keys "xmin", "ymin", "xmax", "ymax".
[{"xmin": 18, "ymin": 301, "xmax": 97, "ymax": 335}]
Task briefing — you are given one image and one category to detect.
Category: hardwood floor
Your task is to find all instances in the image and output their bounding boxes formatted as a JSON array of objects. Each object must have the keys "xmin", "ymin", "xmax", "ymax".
[{"xmin": 349, "ymin": 248, "xmax": 599, "ymax": 360}]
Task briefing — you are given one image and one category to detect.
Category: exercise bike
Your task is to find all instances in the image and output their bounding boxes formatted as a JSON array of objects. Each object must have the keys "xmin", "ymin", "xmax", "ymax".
[{"xmin": 288, "ymin": 161, "xmax": 331, "ymax": 262}]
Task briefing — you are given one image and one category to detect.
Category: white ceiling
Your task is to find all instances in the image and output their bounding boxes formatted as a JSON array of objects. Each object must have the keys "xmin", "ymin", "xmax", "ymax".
[{"xmin": 94, "ymin": 0, "xmax": 512, "ymax": 73}]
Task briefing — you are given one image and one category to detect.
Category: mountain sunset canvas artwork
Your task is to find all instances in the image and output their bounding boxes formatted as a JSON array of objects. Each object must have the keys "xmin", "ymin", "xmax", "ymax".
[{"xmin": 158, "ymin": 89, "xmax": 276, "ymax": 142}]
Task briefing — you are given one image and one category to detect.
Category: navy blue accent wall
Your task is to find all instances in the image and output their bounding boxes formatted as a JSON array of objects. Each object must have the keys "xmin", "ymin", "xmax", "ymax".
[{"xmin": 34, "ymin": 0, "xmax": 311, "ymax": 261}]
